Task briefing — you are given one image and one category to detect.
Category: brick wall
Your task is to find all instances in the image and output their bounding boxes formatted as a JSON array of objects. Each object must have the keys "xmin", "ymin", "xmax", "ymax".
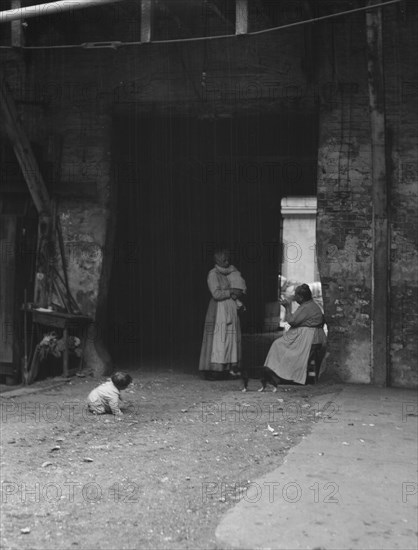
[
  {"xmin": 1, "ymin": 28, "xmax": 313, "ymax": 322},
  {"xmin": 1, "ymin": 3, "xmax": 417, "ymax": 385},
  {"xmin": 316, "ymin": 11, "xmax": 373, "ymax": 383},
  {"xmin": 384, "ymin": 4, "xmax": 418, "ymax": 388},
  {"xmin": 316, "ymin": 4, "xmax": 418, "ymax": 387}
]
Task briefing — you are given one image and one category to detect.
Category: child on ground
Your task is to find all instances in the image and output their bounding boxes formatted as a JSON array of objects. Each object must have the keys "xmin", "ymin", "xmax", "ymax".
[{"xmin": 87, "ymin": 371, "xmax": 132, "ymax": 416}]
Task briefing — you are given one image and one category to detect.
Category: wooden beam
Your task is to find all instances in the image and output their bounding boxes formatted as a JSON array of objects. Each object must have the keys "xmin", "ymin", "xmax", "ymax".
[
  {"xmin": 140, "ymin": 0, "xmax": 153, "ymax": 43},
  {"xmin": 34, "ymin": 213, "xmax": 54, "ymax": 308},
  {"xmin": 0, "ymin": 216, "xmax": 17, "ymax": 364},
  {"xmin": 235, "ymin": 0, "xmax": 248, "ymax": 35},
  {"xmin": 0, "ymin": 76, "xmax": 51, "ymax": 217},
  {"xmin": 11, "ymin": 0, "xmax": 24, "ymax": 47},
  {"xmin": 0, "ymin": 0, "xmax": 127, "ymax": 24},
  {"xmin": 0, "ymin": 75, "xmax": 54, "ymax": 307},
  {"xmin": 366, "ymin": 0, "xmax": 389, "ymax": 386}
]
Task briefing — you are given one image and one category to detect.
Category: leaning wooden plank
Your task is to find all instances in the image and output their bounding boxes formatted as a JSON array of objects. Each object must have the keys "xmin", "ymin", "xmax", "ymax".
[
  {"xmin": 0, "ymin": 0, "xmax": 126, "ymax": 24},
  {"xmin": 0, "ymin": 76, "xmax": 51, "ymax": 216}
]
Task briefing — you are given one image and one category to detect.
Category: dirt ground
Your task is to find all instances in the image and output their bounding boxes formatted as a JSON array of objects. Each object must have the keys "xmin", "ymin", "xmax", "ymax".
[{"xmin": 0, "ymin": 369, "xmax": 342, "ymax": 550}]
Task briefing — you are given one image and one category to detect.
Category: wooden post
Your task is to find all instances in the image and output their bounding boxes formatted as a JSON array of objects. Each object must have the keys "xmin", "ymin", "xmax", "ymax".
[
  {"xmin": 235, "ymin": 0, "xmax": 248, "ymax": 35},
  {"xmin": 366, "ymin": 1, "xmax": 389, "ymax": 386},
  {"xmin": 63, "ymin": 326, "xmax": 69, "ymax": 378},
  {"xmin": 0, "ymin": 77, "xmax": 51, "ymax": 216},
  {"xmin": 11, "ymin": 0, "xmax": 24, "ymax": 47},
  {"xmin": 140, "ymin": 0, "xmax": 153, "ymax": 43},
  {"xmin": 34, "ymin": 213, "xmax": 54, "ymax": 308}
]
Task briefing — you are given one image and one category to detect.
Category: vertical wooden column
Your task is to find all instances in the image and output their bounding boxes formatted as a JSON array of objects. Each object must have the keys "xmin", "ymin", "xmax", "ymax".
[
  {"xmin": 11, "ymin": 0, "xmax": 24, "ymax": 47},
  {"xmin": 0, "ymin": 216, "xmax": 17, "ymax": 365},
  {"xmin": 140, "ymin": 0, "xmax": 153, "ymax": 43},
  {"xmin": 34, "ymin": 213, "xmax": 54, "ymax": 308},
  {"xmin": 235, "ymin": 0, "xmax": 248, "ymax": 35},
  {"xmin": 366, "ymin": 1, "xmax": 389, "ymax": 386},
  {"xmin": 63, "ymin": 326, "xmax": 69, "ymax": 378}
]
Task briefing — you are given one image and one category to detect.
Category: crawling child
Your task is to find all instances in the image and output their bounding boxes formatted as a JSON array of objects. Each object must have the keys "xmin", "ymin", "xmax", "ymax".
[{"xmin": 87, "ymin": 371, "xmax": 132, "ymax": 416}]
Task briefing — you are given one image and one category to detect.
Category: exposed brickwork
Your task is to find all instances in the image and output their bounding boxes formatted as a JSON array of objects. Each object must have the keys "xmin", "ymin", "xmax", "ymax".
[
  {"xmin": 384, "ymin": 5, "xmax": 418, "ymax": 388},
  {"xmin": 1, "ymin": 31, "xmax": 313, "ymax": 322},
  {"xmin": 1, "ymin": 3, "xmax": 417, "ymax": 386},
  {"xmin": 316, "ymin": 12, "xmax": 373, "ymax": 383},
  {"xmin": 316, "ymin": 6, "xmax": 418, "ymax": 387}
]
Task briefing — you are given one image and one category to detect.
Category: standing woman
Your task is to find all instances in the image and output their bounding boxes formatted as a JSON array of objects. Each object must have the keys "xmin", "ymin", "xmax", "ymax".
[{"xmin": 199, "ymin": 249, "xmax": 244, "ymax": 380}]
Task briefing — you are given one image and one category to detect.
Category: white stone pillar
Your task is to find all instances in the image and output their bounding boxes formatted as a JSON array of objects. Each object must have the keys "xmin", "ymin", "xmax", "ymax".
[{"xmin": 280, "ymin": 196, "xmax": 318, "ymax": 286}]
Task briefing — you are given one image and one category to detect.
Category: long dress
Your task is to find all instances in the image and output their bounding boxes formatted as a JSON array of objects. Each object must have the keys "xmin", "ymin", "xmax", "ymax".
[
  {"xmin": 199, "ymin": 266, "xmax": 241, "ymax": 372},
  {"xmin": 264, "ymin": 299, "xmax": 327, "ymax": 384}
]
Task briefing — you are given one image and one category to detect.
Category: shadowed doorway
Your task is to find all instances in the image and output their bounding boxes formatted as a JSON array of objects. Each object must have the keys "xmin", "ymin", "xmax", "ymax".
[{"xmin": 108, "ymin": 112, "xmax": 318, "ymax": 369}]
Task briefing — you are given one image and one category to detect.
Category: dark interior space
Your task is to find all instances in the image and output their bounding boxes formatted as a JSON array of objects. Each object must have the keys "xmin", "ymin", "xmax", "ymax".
[
  {"xmin": 107, "ymin": 112, "xmax": 318, "ymax": 368},
  {"xmin": 0, "ymin": 141, "xmax": 38, "ymax": 382}
]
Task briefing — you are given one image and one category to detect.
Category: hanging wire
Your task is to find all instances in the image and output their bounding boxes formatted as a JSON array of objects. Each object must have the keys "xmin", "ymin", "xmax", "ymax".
[{"xmin": 0, "ymin": 0, "xmax": 405, "ymax": 50}]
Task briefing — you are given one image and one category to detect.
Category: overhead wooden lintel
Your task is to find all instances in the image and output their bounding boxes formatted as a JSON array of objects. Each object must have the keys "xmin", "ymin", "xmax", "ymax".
[{"xmin": 0, "ymin": 0, "xmax": 127, "ymax": 24}]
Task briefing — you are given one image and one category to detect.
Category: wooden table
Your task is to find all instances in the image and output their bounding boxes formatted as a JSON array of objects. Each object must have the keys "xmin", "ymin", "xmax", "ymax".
[{"xmin": 31, "ymin": 310, "xmax": 92, "ymax": 377}]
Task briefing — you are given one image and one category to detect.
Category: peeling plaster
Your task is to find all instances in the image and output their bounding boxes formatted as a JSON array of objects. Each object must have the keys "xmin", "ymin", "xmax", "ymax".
[
  {"xmin": 344, "ymin": 339, "xmax": 372, "ymax": 384},
  {"xmin": 58, "ymin": 205, "xmax": 107, "ymax": 318}
]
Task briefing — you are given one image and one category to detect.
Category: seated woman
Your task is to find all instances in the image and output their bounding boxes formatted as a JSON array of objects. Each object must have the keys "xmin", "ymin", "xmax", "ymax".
[{"xmin": 264, "ymin": 283, "xmax": 327, "ymax": 385}]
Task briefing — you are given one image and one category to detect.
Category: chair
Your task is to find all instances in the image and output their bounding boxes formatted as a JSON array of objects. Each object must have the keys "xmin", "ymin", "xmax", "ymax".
[{"xmin": 306, "ymin": 344, "xmax": 324, "ymax": 384}]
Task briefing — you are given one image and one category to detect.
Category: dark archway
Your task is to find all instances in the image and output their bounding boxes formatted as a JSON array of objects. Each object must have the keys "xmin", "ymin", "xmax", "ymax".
[{"xmin": 108, "ymin": 112, "xmax": 318, "ymax": 369}]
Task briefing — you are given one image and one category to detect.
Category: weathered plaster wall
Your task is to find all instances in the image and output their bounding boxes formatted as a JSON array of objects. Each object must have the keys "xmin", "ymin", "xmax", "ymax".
[
  {"xmin": 2, "ymin": 3, "xmax": 416, "ymax": 385},
  {"xmin": 316, "ymin": 12, "xmax": 373, "ymax": 384},
  {"xmin": 384, "ymin": 5, "xmax": 418, "ymax": 388},
  {"xmin": 316, "ymin": 5, "xmax": 418, "ymax": 387},
  {"xmin": 21, "ymin": 29, "xmax": 313, "ymax": 323},
  {"xmin": 1, "ymin": 27, "xmax": 314, "ymax": 374},
  {"xmin": 58, "ymin": 203, "xmax": 107, "ymax": 317},
  {"xmin": 1, "ymin": 49, "xmax": 116, "ymax": 375}
]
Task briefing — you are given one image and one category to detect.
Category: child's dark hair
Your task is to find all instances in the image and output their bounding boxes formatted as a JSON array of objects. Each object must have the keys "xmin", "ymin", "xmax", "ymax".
[{"xmin": 111, "ymin": 372, "xmax": 132, "ymax": 390}]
